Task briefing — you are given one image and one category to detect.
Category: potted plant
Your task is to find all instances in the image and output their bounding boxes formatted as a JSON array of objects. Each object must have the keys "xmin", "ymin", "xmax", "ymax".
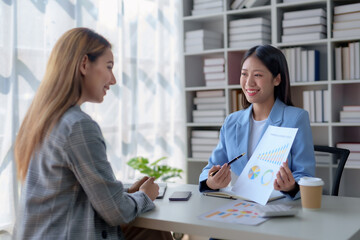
[{"xmin": 127, "ymin": 156, "xmax": 183, "ymax": 182}]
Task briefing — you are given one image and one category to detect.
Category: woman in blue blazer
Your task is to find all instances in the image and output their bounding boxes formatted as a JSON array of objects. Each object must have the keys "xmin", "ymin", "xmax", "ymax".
[{"xmin": 199, "ymin": 45, "xmax": 316, "ymax": 199}]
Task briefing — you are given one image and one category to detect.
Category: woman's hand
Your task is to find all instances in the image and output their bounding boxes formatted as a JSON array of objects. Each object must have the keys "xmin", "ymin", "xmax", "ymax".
[
  {"xmin": 139, "ymin": 177, "xmax": 159, "ymax": 201},
  {"xmin": 127, "ymin": 176, "xmax": 149, "ymax": 193},
  {"xmin": 206, "ymin": 164, "xmax": 231, "ymax": 190},
  {"xmin": 274, "ymin": 160, "xmax": 296, "ymax": 192}
]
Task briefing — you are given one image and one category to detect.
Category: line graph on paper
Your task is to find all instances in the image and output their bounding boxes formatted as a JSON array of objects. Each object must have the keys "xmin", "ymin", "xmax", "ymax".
[{"xmin": 256, "ymin": 143, "xmax": 290, "ymax": 166}]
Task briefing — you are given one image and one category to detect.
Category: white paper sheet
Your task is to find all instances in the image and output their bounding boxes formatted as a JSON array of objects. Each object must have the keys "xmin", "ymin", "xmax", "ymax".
[{"xmin": 231, "ymin": 125, "xmax": 298, "ymax": 205}]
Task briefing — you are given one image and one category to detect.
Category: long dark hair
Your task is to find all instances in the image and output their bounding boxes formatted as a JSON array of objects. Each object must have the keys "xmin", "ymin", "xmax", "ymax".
[{"xmin": 240, "ymin": 44, "xmax": 293, "ymax": 109}]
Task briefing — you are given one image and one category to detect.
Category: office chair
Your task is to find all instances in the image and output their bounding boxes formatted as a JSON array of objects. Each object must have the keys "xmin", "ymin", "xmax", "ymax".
[{"xmin": 314, "ymin": 145, "xmax": 350, "ymax": 196}]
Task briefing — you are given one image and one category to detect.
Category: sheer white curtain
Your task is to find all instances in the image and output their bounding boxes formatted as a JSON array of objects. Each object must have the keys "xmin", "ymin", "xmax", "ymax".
[{"xmin": 0, "ymin": 0, "xmax": 185, "ymax": 234}]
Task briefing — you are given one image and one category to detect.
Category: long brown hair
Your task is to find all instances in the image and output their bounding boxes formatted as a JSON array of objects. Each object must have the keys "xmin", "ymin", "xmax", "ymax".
[
  {"xmin": 14, "ymin": 28, "xmax": 111, "ymax": 182},
  {"xmin": 240, "ymin": 45, "xmax": 293, "ymax": 109}
]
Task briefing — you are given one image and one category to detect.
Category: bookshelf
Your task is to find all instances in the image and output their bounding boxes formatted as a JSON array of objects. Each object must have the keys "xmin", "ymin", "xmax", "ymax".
[{"xmin": 182, "ymin": 0, "xmax": 360, "ymax": 197}]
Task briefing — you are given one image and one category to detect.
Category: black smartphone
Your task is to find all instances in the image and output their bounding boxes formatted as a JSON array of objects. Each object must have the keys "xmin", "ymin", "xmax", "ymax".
[{"xmin": 169, "ymin": 191, "xmax": 192, "ymax": 201}]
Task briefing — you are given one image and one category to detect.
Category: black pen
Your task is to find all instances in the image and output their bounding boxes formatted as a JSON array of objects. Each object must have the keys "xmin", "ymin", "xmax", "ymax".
[{"xmin": 209, "ymin": 152, "xmax": 246, "ymax": 177}]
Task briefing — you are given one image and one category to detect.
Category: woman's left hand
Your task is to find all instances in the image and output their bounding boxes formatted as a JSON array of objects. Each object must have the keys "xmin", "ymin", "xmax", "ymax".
[
  {"xmin": 274, "ymin": 160, "xmax": 296, "ymax": 192},
  {"xmin": 128, "ymin": 176, "xmax": 149, "ymax": 193}
]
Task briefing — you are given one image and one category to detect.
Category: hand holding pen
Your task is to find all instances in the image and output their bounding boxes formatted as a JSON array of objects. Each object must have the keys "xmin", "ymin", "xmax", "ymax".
[{"xmin": 209, "ymin": 153, "xmax": 246, "ymax": 177}]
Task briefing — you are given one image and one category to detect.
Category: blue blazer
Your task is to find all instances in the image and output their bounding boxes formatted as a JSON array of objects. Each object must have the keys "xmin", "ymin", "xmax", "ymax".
[{"xmin": 199, "ymin": 99, "xmax": 316, "ymax": 198}]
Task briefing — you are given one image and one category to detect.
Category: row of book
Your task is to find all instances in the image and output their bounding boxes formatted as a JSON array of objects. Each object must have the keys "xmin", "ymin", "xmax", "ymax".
[
  {"xmin": 230, "ymin": 89, "xmax": 245, "ymax": 113},
  {"xmin": 339, "ymin": 105, "xmax": 360, "ymax": 123},
  {"xmin": 203, "ymin": 57, "xmax": 226, "ymax": 87},
  {"xmin": 282, "ymin": 48, "xmax": 320, "ymax": 82},
  {"xmin": 193, "ymin": 90, "xmax": 226, "ymax": 123},
  {"xmin": 303, "ymin": 90, "xmax": 329, "ymax": 123},
  {"xmin": 333, "ymin": 2, "xmax": 360, "ymax": 39},
  {"xmin": 191, "ymin": 130, "xmax": 219, "ymax": 159},
  {"xmin": 335, "ymin": 42, "xmax": 360, "ymax": 81},
  {"xmin": 336, "ymin": 142, "xmax": 360, "ymax": 168},
  {"xmin": 185, "ymin": 29, "xmax": 222, "ymax": 53},
  {"xmin": 191, "ymin": 0, "xmax": 223, "ymax": 16},
  {"xmin": 229, "ymin": 17, "xmax": 271, "ymax": 49},
  {"xmin": 281, "ymin": 8, "xmax": 326, "ymax": 43},
  {"xmin": 230, "ymin": 0, "xmax": 269, "ymax": 10}
]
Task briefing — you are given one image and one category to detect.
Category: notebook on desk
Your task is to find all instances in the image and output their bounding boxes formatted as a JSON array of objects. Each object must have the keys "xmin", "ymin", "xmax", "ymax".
[{"xmin": 123, "ymin": 182, "xmax": 167, "ymax": 199}]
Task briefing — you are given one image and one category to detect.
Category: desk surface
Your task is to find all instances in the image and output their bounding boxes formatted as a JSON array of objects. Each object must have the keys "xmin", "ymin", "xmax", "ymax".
[{"xmin": 132, "ymin": 184, "xmax": 360, "ymax": 240}]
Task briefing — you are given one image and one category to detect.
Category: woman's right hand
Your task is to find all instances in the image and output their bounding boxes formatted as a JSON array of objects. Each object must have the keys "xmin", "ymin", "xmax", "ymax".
[
  {"xmin": 206, "ymin": 164, "xmax": 231, "ymax": 190},
  {"xmin": 139, "ymin": 177, "xmax": 159, "ymax": 201}
]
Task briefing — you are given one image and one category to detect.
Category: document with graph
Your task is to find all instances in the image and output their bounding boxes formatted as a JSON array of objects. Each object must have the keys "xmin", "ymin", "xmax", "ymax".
[{"xmin": 231, "ymin": 125, "xmax": 298, "ymax": 205}]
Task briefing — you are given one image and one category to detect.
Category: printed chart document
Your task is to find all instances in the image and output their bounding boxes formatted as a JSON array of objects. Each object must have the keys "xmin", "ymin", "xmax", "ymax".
[
  {"xmin": 198, "ymin": 200, "xmax": 268, "ymax": 226},
  {"xmin": 232, "ymin": 125, "xmax": 298, "ymax": 205}
]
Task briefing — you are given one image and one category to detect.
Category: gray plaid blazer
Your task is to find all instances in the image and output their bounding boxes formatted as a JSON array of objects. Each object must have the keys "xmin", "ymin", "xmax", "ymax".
[{"xmin": 15, "ymin": 105, "xmax": 155, "ymax": 239}]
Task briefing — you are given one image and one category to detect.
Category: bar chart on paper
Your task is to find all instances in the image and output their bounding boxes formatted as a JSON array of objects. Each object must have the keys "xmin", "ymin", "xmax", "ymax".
[
  {"xmin": 198, "ymin": 200, "xmax": 268, "ymax": 225},
  {"xmin": 232, "ymin": 126, "xmax": 298, "ymax": 205}
]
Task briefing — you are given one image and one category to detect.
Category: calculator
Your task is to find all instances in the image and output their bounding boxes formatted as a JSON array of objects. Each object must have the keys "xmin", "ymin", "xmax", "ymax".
[{"xmin": 255, "ymin": 204, "xmax": 299, "ymax": 217}]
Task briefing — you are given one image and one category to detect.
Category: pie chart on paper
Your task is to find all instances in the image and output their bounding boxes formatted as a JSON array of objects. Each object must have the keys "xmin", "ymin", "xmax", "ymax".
[{"xmin": 248, "ymin": 165, "xmax": 260, "ymax": 180}]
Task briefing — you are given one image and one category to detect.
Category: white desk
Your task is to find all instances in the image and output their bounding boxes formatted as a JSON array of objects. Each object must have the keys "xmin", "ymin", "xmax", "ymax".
[{"xmin": 132, "ymin": 184, "xmax": 360, "ymax": 240}]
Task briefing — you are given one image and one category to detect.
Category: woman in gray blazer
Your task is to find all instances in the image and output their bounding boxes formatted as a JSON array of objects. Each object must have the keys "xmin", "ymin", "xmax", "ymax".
[
  {"xmin": 14, "ymin": 28, "xmax": 172, "ymax": 240},
  {"xmin": 199, "ymin": 45, "xmax": 316, "ymax": 200}
]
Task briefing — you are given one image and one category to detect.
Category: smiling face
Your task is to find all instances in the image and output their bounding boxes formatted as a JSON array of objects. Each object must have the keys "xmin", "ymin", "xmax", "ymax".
[
  {"xmin": 78, "ymin": 47, "xmax": 116, "ymax": 105},
  {"xmin": 240, "ymin": 54, "xmax": 281, "ymax": 118}
]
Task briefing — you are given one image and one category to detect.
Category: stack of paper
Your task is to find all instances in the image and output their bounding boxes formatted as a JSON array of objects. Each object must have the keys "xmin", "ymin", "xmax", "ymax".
[
  {"xmin": 282, "ymin": 8, "xmax": 326, "ymax": 43},
  {"xmin": 228, "ymin": 17, "xmax": 271, "ymax": 49},
  {"xmin": 192, "ymin": 0, "xmax": 223, "ymax": 16},
  {"xmin": 203, "ymin": 57, "xmax": 226, "ymax": 87},
  {"xmin": 191, "ymin": 129, "xmax": 220, "ymax": 159},
  {"xmin": 185, "ymin": 29, "xmax": 222, "ymax": 53},
  {"xmin": 333, "ymin": 2, "xmax": 360, "ymax": 38},
  {"xmin": 193, "ymin": 90, "xmax": 226, "ymax": 123}
]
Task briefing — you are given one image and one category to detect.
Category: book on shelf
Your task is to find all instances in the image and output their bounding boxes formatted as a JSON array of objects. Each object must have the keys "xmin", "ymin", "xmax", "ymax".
[
  {"xmin": 205, "ymin": 79, "xmax": 226, "ymax": 87},
  {"xmin": 335, "ymin": 46, "xmax": 342, "ymax": 80},
  {"xmin": 283, "ymin": 8, "xmax": 326, "ymax": 20},
  {"xmin": 229, "ymin": 17, "xmax": 271, "ymax": 28},
  {"xmin": 282, "ymin": 16, "xmax": 326, "ymax": 28},
  {"xmin": 283, "ymin": 0, "xmax": 313, "ymax": 3},
  {"xmin": 333, "ymin": 19, "xmax": 360, "ymax": 31},
  {"xmin": 355, "ymin": 42, "xmax": 360, "ymax": 80},
  {"xmin": 308, "ymin": 49, "xmax": 320, "ymax": 82},
  {"xmin": 186, "ymin": 29, "xmax": 222, "ymax": 40},
  {"xmin": 194, "ymin": 96, "xmax": 226, "ymax": 104},
  {"xmin": 333, "ymin": 11, "xmax": 360, "ymax": 22},
  {"xmin": 205, "ymin": 72, "xmax": 225, "ymax": 80},
  {"xmin": 192, "ymin": 130, "xmax": 220, "ymax": 138},
  {"xmin": 282, "ymin": 32, "xmax": 325, "ymax": 43},
  {"xmin": 244, "ymin": 0, "xmax": 269, "ymax": 8},
  {"xmin": 350, "ymin": 42, "xmax": 355, "ymax": 80},
  {"xmin": 340, "ymin": 111, "xmax": 360, "ymax": 119},
  {"xmin": 229, "ymin": 24, "xmax": 270, "ymax": 35},
  {"xmin": 333, "ymin": 27, "xmax": 360, "ymax": 39},
  {"xmin": 185, "ymin": 38, "xmax": 222, "ymax": 46},
  {"xmin": 334, "ymin": 2, "xmax": 360, "ymax": 15},
  {"xmin": 336, "ymin": 142, "xmax": 360, "ymax": 152},
  {"xmin": 192, "ymin": 109, "xmax": 225, "ymax": 117},
  {"xmin": 343, "ymin": 106, "xmax": 360, "ymax": 111},
  {"xmin": 229, "ymin": 32, "xmax": 271, "ymax": 42},
  {"xmin": 283, "ymin": 24, "xmax": 326, "ymax": 35},
  {"xmin": 315, "ymin": 90, "xmax": 323, "ymax": 123},
  {"xmin": 345, "ymin": 160, "xmax": 360, "ymax": 168},
  {"xmin": 196, "ymin": 90, "xmax": 224, "ymax": 98},
  {"xmin": 191, "ymin": 6, "xmax": 223, "ymax": 16},
  {"xmin": 192, "ymin": 144, "xmax": 217, "ymax": 152},
  {"xmin": 301, "ymin": 50, "xmax": 308, "ymax": 82},
  {"xmin": 302, "ymin": 91, "xmax": 311, "ymax": 118},
  {"xmin": 348, "ymin": 152, "xmax": 360, "ymax": 161},
  {"xmin": 295, "ymin": 47, "xmax": 302, "ymax": 82},
  {"xmin": 193, "ymin": 116, "xmax": 225, "ymax": 123},
  {"xmin": 342, "ymin": 47, "xmax": 350, "ymax": 80},
  {"xmin": 230, "ymin": 0, "xmax": 247, "ymax": 10},
  {"xmin": 192, "ymin": 151, "xmax": 212, "ymax": 159},
  {"xmin": 204, "ymin": 57, "xmax": 225, "ymax": 66},
  {"xmin": 191, "ymin": 137, "xmax": 219, "ymax": 145},
  {"xmin": 309, "ymin": 91, "xmax": 315, "ymax": 123},
  {"xmin": 203, "ymin": 187, "xmax": 284, "ymax": 202},
  {"xmin": 185, "ymin": 43, "xmax": 222, "ymax": 53},
  {"xmin": 323, "ymin": 90, "xmax": 329, "ymax": 122},
  {"xmin": 231, "ymin": 90, "xmax": 241, "ymax": 112},
  {"xmin": 193, "ymin": 0, "xmax": 223, "ymax": 10},
  {"xmin": 196, "ymin": 103, "xmax": 225, "ymax": 110},
  {"xmin": 203, "ymin": 65, "xmax": 224, "ymax": 73},
  {"xmin": 229, "ymin": 39, "xmax": 270, "ymax": 49}
]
